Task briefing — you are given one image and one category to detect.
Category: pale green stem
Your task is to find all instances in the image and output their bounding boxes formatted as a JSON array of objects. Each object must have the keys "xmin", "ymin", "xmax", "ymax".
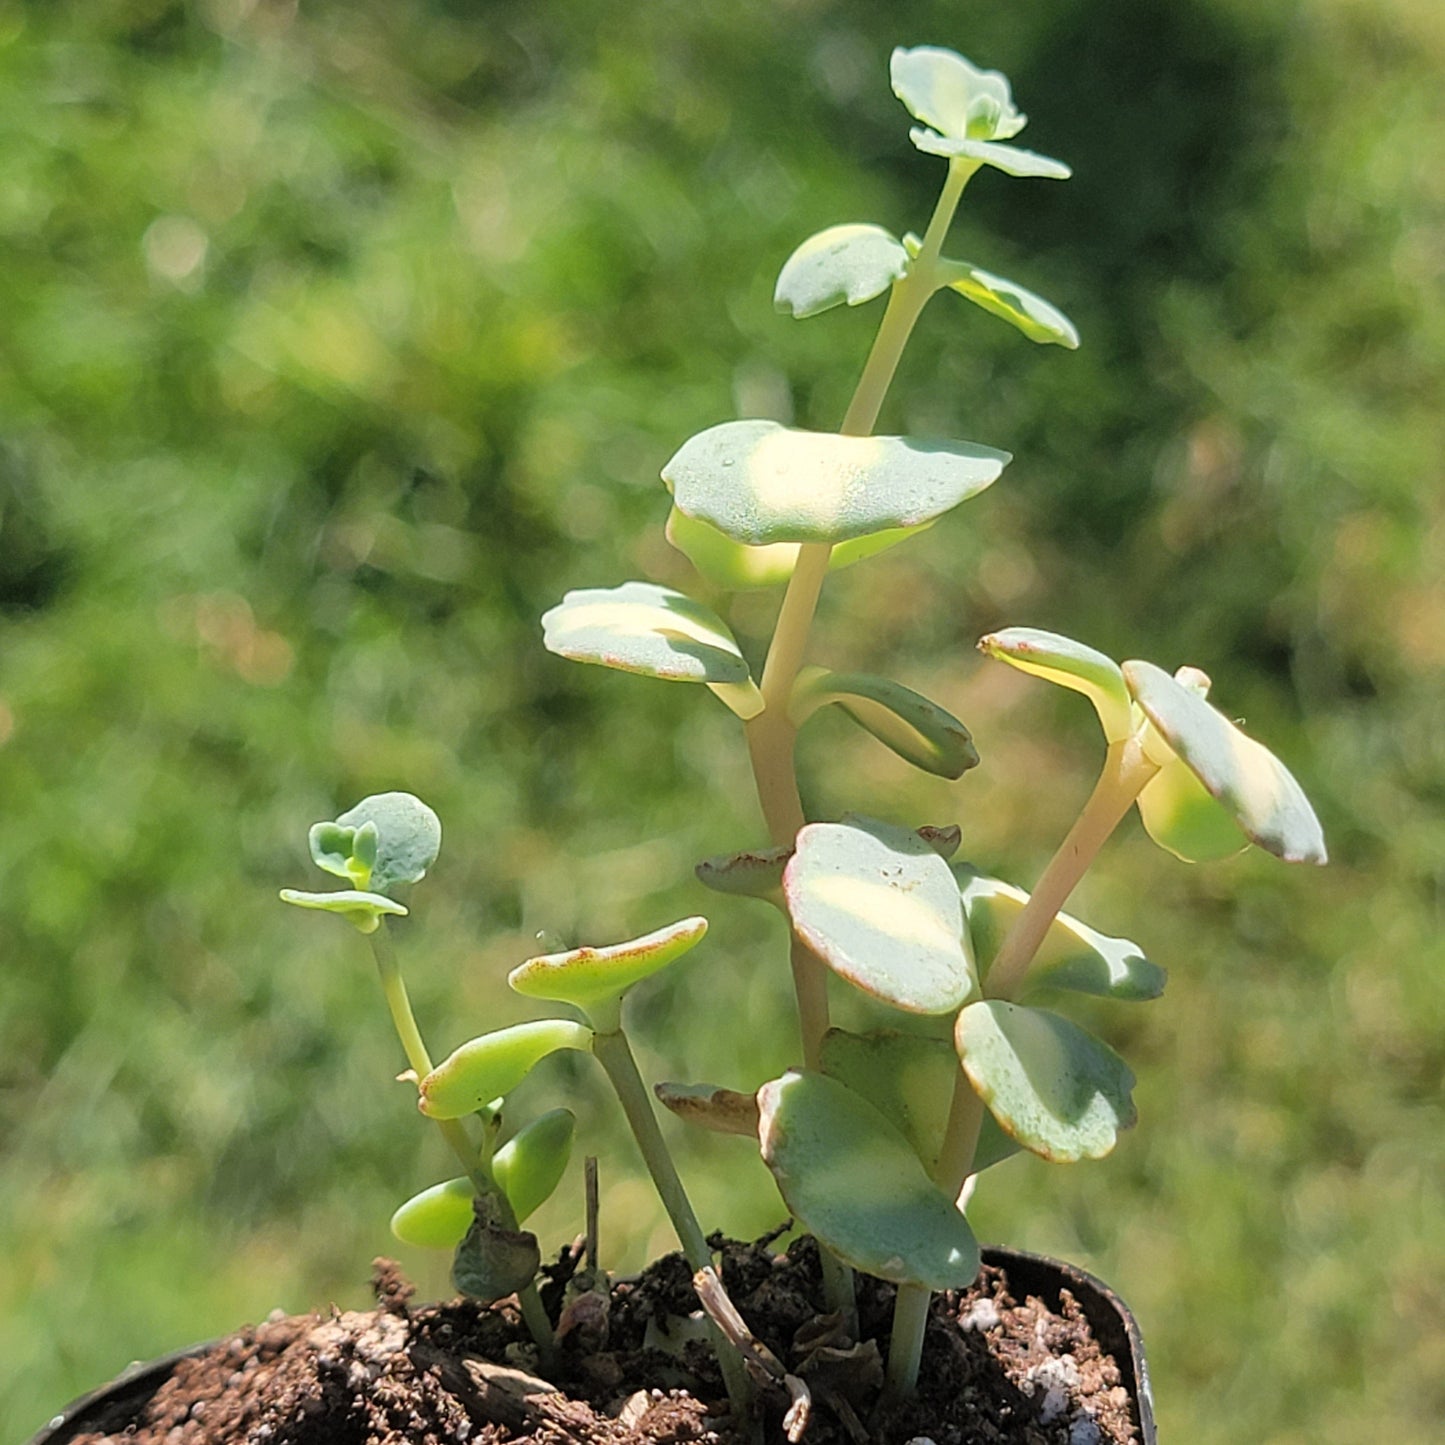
[
  {"xmin": 744, "ymin": 159, "xmax": 982, "ymax": 1344},
  {"xmin": 984, "ymin": 736, "xmax": 1159, "ymax": 1002},
  {"xmin": 886, "ymin": 734, "xmax": 1159, "ymax": 1397},
  {"xmin": 368, "ymin": 926, "xmax": 555, "ymax": 1357},
  {"xmin": 743, "ymin": 160, "xmax": 979, "ymax": 1040},
  {"xmin": 591, "ymin": 1027, "xmax": 754, "ymax": 1419}
]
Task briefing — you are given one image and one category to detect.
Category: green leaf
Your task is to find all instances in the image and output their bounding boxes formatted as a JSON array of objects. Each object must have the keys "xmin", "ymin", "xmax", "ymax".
[
  {"xmin": 909, "ymin": 130, "xmax": 1072, "ymax": 180},
  {"xmin": 1136, "ymin": 752, "xmax": 1250, "ymax": 863},
  {"xmin": 508, "ymin": 916, "xmax": 708, "ymax": 1032},
  {"xmin": 790, "ymin": 666, "xmax": 979, "ymax": 779},
  {"xmin": 327, "ymin": 792, "xmax": 441, "ymax": 894},
  {"xmin": 309, "ymin": 819, "xmax": 379, "ymax": 889},
  {"xmin": 1123, "ymin": 660, "xmax": 1327, "ymax": 864},
  {"xmin": 890, "ymin": 46, "xmax": 1027, "ymax": 145},
  {"xmin": 492, "ymin": 1108, "xmax": 575, "ymax": 1223},
  {"xmin": 758, "ymin": 1069, "xmax": 980, "ymax": 1290},
  {"xmin": 541, "ymin": 581, "xmax": 763, "ymax": 720},
  {"xmin": 978, "ymin": 628, "xmax": 1133, "ymax": 743},
  {"xmin": 774, "ymin": 223, "xmax": 909, "ymax": 319},
  {"xmin": 390, "ymin": 1176, "xmax": 475, "ymax": 1250},
  {"xmin": 655, "ymin": 1082, "xmax": 761, "ymax": 1137},
  {"xmin": 663, "ymin": 420, "xmax": 1009, "ymax": 548},
  {"xmin": 784, "ymin": 817, "xmax": 975, "ymax": 1014},
  {"xmin": 955, "ymin": 1001, "xmax": 1137, "ymax": 1163},
  {"xmin": 666, "ymin": 506, "xmax": 934, "ymax": 591},
  {"xmin": 817, "ymin": 1028, "xmax": 1019, "ymax": 1175},
  {"xmin": 418, "ymin": 1020, "xmax": 594, "ymax": 1120},
  {"xmin": 278, "ymin": 888, "xmax": 407, "ymax": 934},
  {"xmin": 937, "ymin": 260, "xmax": 1079, "ymax": 348},
  {"xmin": 452, "ymin": 1192, "xmax": 541, "ymax": 1303},
  {"xmin": 694, "ymin": 845, "xmax": 791, "ymax": 906},
  {"xmin": 954, "ymin": 866, "xmax": 1166, "ymax": 1001}
]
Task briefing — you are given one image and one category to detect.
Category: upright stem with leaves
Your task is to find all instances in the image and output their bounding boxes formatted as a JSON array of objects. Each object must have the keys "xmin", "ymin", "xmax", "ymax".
[{"xmin": 744, "ymin": 157, "xmax": 981, "ymax": 1071}]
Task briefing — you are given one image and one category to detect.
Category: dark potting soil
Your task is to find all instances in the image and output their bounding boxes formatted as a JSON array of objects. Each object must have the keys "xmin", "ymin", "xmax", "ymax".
[{"xmin": 63, "ymin": 1238, "xmax": 1139, "ymax": 1445}]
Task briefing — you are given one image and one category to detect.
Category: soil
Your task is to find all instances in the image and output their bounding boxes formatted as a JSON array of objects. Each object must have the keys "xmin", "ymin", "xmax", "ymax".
[{"xmin": 59, "ymin": 1237, "xmax": 1140, "ymax": 1445}]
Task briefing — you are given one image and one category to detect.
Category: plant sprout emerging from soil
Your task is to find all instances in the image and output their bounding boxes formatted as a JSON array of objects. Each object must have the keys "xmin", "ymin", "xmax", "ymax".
[{"xmin": 282, "ymin": 43, "xmax": 1326, "ymax": 1427}]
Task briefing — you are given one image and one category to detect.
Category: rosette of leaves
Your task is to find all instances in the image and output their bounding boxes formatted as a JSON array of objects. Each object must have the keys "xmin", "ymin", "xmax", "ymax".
[{"xmin": 279, "ymin": 791, "xmax": 441, "ymax": 932}]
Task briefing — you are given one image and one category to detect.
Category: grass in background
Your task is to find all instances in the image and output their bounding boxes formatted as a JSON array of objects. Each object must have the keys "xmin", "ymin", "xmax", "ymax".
[{"xmin": 1, "ymin": 1, "xmax": 1442, "ymax": 1440}]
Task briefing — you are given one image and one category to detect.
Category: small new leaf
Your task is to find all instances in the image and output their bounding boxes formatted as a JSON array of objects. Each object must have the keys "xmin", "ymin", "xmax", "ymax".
[
  {"xmin": 891, "ymin": 46, "xmax": 1070, "ymax": 180},
  {"xmin": 774, "ymin": 223, "xmax": 909, "ymax": 319},
  {"xmin": 333, "ymin": 793, "xmax": 441, "ymax": 894}
]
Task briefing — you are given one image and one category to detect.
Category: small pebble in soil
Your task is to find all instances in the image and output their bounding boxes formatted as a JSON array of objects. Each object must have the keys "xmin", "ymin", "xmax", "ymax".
[{"xmin": 1025, "ymin": 1353, "xmax": 1080, "ymax": 1424}]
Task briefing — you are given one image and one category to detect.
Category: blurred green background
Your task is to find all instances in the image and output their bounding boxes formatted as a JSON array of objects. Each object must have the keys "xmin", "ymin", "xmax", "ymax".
[{"xmin": 2, "ymin": 0, "xmax": 1441, "ymax": 1439}]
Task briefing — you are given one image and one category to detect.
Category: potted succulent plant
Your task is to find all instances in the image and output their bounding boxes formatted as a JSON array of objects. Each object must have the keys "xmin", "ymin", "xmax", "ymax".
[{"xmin": 32, "ymin": 43, "xmax": 1322, "ymax": 1445}]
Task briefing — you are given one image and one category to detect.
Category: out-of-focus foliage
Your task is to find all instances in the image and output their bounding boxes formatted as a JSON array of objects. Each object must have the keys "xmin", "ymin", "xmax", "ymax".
[{"xmin": 1, "ymin": 1, "xmax": 1441, "ymax": 1440}]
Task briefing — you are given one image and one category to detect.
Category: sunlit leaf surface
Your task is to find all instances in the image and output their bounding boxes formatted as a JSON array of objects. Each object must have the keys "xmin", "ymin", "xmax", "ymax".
[
  {"xmin": 940, "ymin": 261, "xmax": 1079, "ymax": 348},
  {"xmin": 978, "ymin": 628, "xmax": 1133, "ymax": 742},
  {"xmin": 390, "ymin": 1176, "xmax": 474, "ymax": 1250},
  {"xmin": 785, "ymin": 817, "xmax": 975, "ymax": 1014},
  {"xmin": 774, "ymin": 223, "xmax": 909, "ymax": 319},
  {"xmin": 1124, "ymin": 660, "xmax": 1327, "ymax": 864},
  {"xmin": 664, "ymin": 420, "xmax": 1008, "ymax": 547}
]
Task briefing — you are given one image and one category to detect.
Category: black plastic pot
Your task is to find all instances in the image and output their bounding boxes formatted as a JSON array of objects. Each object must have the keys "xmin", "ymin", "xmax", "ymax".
[
  {"xmin": 981, "ymin": 1246, "xmax": 1157, "ymax": 1444},
  {"xmin": 26, "ymin": 1339, "xmax": 214, "ymax": 1445},
  {"xmin": 28, "ymin": 1247, "xmax": 1156, "ymax": 1444}
]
